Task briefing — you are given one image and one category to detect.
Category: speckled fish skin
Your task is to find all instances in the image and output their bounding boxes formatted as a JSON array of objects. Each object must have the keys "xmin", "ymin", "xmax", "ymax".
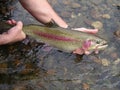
[{"xmin": 0, "ymin": 22, "xmax": 108, "ymax": 53}]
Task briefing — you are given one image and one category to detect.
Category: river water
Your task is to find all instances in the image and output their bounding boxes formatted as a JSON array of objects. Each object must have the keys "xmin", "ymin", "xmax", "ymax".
[{"xmin": 0, "ymin": 0, "xmax": 120, "ymax": 90}]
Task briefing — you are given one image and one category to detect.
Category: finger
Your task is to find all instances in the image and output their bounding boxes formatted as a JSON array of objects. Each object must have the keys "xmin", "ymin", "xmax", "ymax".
[
  {"xmin": 6, "ymin": 20, "xmax": 13, "ymax": 24},
  {"xmin": 6, "ymin": 19, "xmax": 17, "ymax": 25},
  {"xmin": 16, "ymin": 21, "xmax": 23, "ymax": 28},
  {"xmin": 72, "ymin": 28, "xmax": 98, "ymax": 34},
  {"xmin": 11, "ymin": 19, "xmax": 17, "ymax": 24},
  {"xmin": 7, "ymin": 21, "xmax": 23, "ymax": 34}
]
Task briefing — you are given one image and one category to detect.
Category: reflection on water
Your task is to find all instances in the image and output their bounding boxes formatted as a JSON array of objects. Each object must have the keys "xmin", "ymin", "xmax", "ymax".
[{"xmin": 0, "ymin": 0, "xmax": 120, "ymax": 90}]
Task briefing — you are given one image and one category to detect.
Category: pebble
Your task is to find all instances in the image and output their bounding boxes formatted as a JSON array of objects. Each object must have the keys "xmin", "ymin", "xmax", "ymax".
[
  {"xmin": 91, "ymin": 21, "xmax": 103, "ymax": 29},
  {"xmin": 71, "ymin": 12, "xmax": 77, "ymax": 18},
  {"xmin": 101, "ymin": 59, "xmax": 110, "ymax": 66},
  {"xmin": 82, "ymin": 83, "xmax": 90, "ymax": 90},
  {"xmin": 91, "ymin": 0, "xmax": 103, "ymax": 5},
  {"xmin": 63, "ymin": 1, "xmax": 71, "ymax": 5},
  {"xmin": 90, "ymin": 9, "xmax": 101, "ymax": 19},
  {"xmin": 114, "ymin": 30, "xmax": 120, "ymax": 38},
  {"xmin": 49, "ymin": 0, "xmax": 57, "ymax": 6},
  {"xmin": 71, "ymin": 3, "xmax": 81, "ymax": 9},
  {"xmin": 113, "ymin": 58, "xmax": 120, "ymax": 65},
  {"xmin": 102, "ymin": 14, "xmax": 111, "ymax": 19},
  {"xmin": 61, "ymin": 11, "xmax": 71, "ymax": 18}
]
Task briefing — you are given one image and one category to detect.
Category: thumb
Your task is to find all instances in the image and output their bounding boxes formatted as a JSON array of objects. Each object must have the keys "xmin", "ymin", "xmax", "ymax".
[
  {"xmin": 15, "ymin": 21, "xmax": 23, "ymax": 30},
  {"xmin": 8, "ymin": 21, "xmax": 23, "ymax": 34}
]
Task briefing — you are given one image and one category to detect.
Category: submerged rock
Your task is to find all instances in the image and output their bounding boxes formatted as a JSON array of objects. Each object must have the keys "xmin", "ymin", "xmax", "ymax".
[
  {"xmin": 71, "ymin": 3, "xmax": 81, "ymax": 9},
  {"xmin": 102, "ymin": 14, "xmax": 111, "ymax": 19},
  {"xmin": 91, "ymin": 21, "xmax": 103, "ymax": 29},
  {"xmin": 101, "ymin": 58, "xmax": 110, "ymax": 66},
  {"xmin": 114, "ymin": 30, "xmax": 120, "ymax": 38}
]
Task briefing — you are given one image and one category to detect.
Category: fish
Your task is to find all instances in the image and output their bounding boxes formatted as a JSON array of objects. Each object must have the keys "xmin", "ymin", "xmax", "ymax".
[{"xmin": 0, "ymin": 22, "xmax": 108, "ymax": 55}]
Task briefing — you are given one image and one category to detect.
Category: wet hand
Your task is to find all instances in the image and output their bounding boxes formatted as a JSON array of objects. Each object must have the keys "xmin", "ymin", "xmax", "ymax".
[{"xmin": 0, "ymin": 20, "xmax": 26, "ymax": 45}]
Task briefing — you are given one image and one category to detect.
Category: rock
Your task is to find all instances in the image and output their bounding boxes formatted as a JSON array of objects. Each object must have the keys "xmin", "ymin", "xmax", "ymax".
[
  {"xmin": 71, "ymin": 3, "xmax": 81, "ymax": 9},
  {"xmin": 91, "ymin": 0, "xmax": 103, "ymax": 5},
  {"xmin": 114, "ymin": 30, "xmax": 120, "ymax": 38},
  {"xmin": 102, "ymin": 14, "xmax": 111, "ymax": 19},
  {"xmin": 63, "ymin": 1, "xmax": 71, "ymax": 5},
  {"xmin": 117, "ymin": 5, "xmax": 120, "ymax": 10},
  {"xmin": 60, "ymin": 11, "xmax": 71, "ymax": 18},
  {"xmin": 90, "ymin": 9, "xmax": 101, "ymax": 19},
  {"xmin": 49, "ymin": 0, "xmax": 57, "ymax": 6},
  {"xmin": 84, "ymin": 19, "xmax": 93, "ymax": 26},
  {"xmin": 82, "ymin": 83, "xmax": 90, "ymax": 90},
  {"xmin": 101, "ymin": 59, "xmax": 110, "ymax": 66},
  {"xmin": 91, "ymin": 21, "xmax": 103, "ymax": 29},
  {"xmin": 71, "ymin": 12, "xmax": 77, "ymax": 18},
  {"xmin": 14, "ymin": 85, "xmax": 26, "ymax": 90},
  {"xmin": 113, "ymin": 58, "xmax": 120, "ymax": 65},
  {"xmin": 111, "ymin": 52, "xmax": 118, "ymax": 58}
]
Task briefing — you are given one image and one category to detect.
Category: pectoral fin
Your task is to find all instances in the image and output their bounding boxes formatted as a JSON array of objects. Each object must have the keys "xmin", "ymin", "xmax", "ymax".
[{"xmin": 73, "ymin": 48, "xmax": 84, "ymax": 55}]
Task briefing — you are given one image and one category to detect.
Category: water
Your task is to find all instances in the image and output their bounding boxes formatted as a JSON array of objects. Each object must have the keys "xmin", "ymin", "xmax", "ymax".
[{"xmin": 0, "ymin": 0, "xmax": 120, "ymax": 90}]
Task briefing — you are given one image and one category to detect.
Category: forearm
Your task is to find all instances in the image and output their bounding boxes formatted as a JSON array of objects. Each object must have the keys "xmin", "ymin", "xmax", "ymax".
[{"xmin": 19, "ymin": 0, "xmax": 68, "ymax": 28}]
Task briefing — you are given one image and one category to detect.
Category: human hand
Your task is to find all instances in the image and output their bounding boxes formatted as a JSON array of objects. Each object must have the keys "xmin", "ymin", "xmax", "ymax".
[{"xmin": 0, "ymin": 20, "xmax": 26, "ymax": 45}]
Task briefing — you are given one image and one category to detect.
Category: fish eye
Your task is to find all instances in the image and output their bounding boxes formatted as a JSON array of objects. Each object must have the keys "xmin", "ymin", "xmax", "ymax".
[{"xmin": 96, "ymin": 40, "xmax": 100, "ymax": 44}]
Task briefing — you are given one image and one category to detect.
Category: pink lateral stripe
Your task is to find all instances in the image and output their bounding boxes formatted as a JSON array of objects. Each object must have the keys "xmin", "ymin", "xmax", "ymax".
[{"xmin": 33, "ymin": 31, "xmax": 76, "ymax": 41}]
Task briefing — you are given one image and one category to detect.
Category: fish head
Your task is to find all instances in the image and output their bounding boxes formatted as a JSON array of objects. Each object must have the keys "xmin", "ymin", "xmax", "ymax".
[{"xmin": 83, "ymin": 35, "xmax": 108, "ymax": 54}]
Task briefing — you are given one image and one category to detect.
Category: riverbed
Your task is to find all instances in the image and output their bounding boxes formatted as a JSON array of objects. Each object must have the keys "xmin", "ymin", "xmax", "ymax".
[{"xmin": 0, "ymin": 0, "xmax": 120, "ymax": 90}]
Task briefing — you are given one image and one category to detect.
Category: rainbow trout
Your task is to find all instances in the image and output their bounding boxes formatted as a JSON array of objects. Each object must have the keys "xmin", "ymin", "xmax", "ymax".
[{"xmin": 0, "ymin": 22, "xmax": 108, "ymax": 54}]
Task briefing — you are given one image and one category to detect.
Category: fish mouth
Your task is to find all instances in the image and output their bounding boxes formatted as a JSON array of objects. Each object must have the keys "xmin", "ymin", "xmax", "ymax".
[
  {"xmin": 89, "ymin": 40, "xmax": 108, "ymax": 50},
  {"xmin": 96, "ymin": 41, "xmax": 108, "ymax": 50},
  {"xmin": 97, "ymin": 44, "xmax": 108, "ymax": 50},
  {"xmin": 88, "ymin": 43, "xmax": 108, "ymax": 54}
]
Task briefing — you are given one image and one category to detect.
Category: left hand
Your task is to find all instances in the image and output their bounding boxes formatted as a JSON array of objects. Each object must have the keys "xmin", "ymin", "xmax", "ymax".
[{"xmin": 0, "ymin": 20, "xmax": 26, "ymax": 45}]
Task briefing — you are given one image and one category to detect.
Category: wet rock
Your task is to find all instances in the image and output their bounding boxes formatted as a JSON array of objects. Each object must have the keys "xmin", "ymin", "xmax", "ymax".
[
  {"xmin": 81, "ymin": 6, "xmax": 88, "ymax": 11},
  {"xmin": 114, "ymin": 30, "xmax": 120, "ymax": 38},
  {"xmin": 90, "ymin": 56, "xmax": 102, "ymax": 64},
  {"xmin": 62, "ymin": 1, "xmax": 71, "ymax": 5},
  {"xmin": 90, "ymin": 0, "xmax": 103, "ymax": 5},
  {"xmin": 117, "ymin": 5, "xmax": 120, "ymax": 10},
  {"xmin": 101, "ymin": 58, "xmax": 110, "ymax": 66},
  {"xmin": 49, "ymin": 0, "xmax": 57, "ymax": 6},
  {"xmin": 60, "ymin": 11, "xmax": 71, "ymax": 18},
  {"xmin": 46, "ymin": 69, "xmax": 56, "ymax": 75},
  {"xmin": 82, "ymin": 83, "xmax": 90, "ymax": 90},
  {"xmin": 14, "ymin": 85, "xmax": 26, "ymax": 90},
  {"xmin": 111, "ymin": 52, "xmax": 118, "ymax": 58},
  {"xmin": 71, "ymin": 3, "xmax": 81, "ymax": 9},
  {"xmin": 113, "ymin": 58, "xmax": 120, "ymax": 65},
  {"xmin": 91, "ymin": 21, "xmax": 103, "ymax": 29},
  {"xmin": 84, "ymin": 19, "xmax": 93, "ymax": 26},
  {"xmin": 90, "ymin": 9, "xmax": 101, "ymax": 19},
  {"xmin": 102, "ymin": 14, "xmax": 111, "ymax": 19},
  {"xmin": 71, "ymin": 12, "xmax": 77, "ymax": 18}
]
